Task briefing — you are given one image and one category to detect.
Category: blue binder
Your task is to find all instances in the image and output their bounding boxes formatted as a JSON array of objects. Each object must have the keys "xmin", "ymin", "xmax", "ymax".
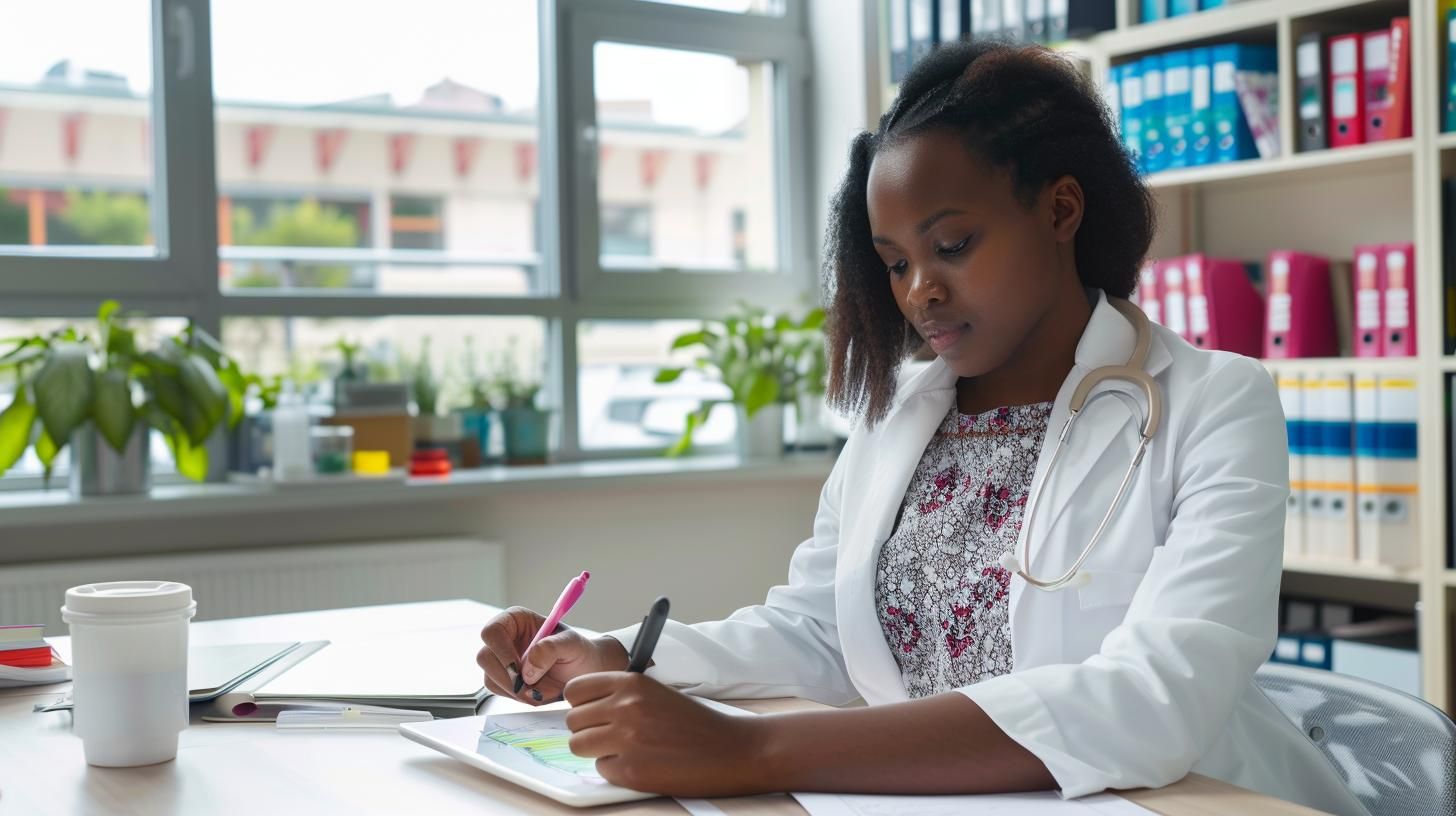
[
  {"xmin": 1447, "ymin": 7, "xmax": 1456, "ymax": 132},
  {"xmin": 1141, "ymin": 0, "xmax": 1166, "ymax": 24},
  {"xmin": 1200, "ymin": 0, "xmax": 1227, "ymax": 7},
  {"xmin": 1119, "ymin": 61, "xmax": 1145, "ymax": 167},
  {"xmin": 1189, "ymin": 47, "xmax": 1214, "ymax": 166},
  {"xmin": 1212, "ymin": 44, "xmax": 1274, "ymax": 163},
  {"xmin": 1169, "ymin": 0, "xmax": 1195, "ymax": 15},
  {"xmin": 1163, "ymin": 50, "xmax": 1193, "ymax": 169},
  {"xmin": 1140, "ymin": 55, "xmax": 1167, "ymax": 174}
]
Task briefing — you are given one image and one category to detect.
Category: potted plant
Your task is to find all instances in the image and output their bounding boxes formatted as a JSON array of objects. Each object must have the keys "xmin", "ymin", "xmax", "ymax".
[
  {"xmin": 490, "ymin": 340, "xmax": 549, "ymax": 466},
  {"xmin": 0, "ymin": 300, "xmax": 249, "ymax": 496},
  {"xmin": 408, "ymin": 337, "xmax": 463, "ymax": 445},
  {"xmin": 457, "ymin": 337, "xmax": 493, "ymax": 466},
  {"xmin": 655, "ymin": 303, "xmax": 827, "ymax": 459}
]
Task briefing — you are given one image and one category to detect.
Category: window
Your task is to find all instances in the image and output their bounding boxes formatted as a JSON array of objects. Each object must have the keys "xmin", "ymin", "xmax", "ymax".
[
  {"xmin": 211, "ymin": 0, "xmax": 542, "ymax": 296},
  {"xmin": 600, "ymin": 204, "xmax": 653, "ymax": 261},
  {"xmin": 0, "ymin": 3, "xmax": 157, "ymax": 252},
  {"xmin": 592, "ymin": 43, "xmax": 777, "ymax": 274},
  {"xmin": 0, "ymin": 0, "xmax": 810, "ymax": 471},
  {"xmin": 577, "ymin": 320, "xmax": 734, "ymax": 451},
  {"xmin": 390, "ymin": 196, "xmax": 444, "ymax": 251},
  {"xmin": 222, "ymin": 315, "xmax": 546, "ymax": 409}
]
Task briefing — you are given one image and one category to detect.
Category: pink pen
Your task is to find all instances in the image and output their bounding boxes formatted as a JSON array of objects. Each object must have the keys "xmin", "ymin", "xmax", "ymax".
[{"xmin": 514, "ymin": 570, "xmax": 590, "ymax": 693}]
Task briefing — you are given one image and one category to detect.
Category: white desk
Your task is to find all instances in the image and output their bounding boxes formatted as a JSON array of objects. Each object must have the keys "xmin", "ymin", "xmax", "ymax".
[{"xmin": 0, "ymin": 601, "xmax": 1327, "ymax": 815}]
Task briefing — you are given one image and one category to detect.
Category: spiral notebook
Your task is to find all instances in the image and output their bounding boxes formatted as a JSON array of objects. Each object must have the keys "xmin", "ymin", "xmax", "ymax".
[{"xmin": 203, "ymin": 625, "xmax": 489, "ymax": 721}]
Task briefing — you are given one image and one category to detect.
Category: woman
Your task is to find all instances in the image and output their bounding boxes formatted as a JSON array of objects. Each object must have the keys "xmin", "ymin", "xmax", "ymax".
[{"xmin": 477, "ymin": 41, "xmax": 1367, "ymax": 816}]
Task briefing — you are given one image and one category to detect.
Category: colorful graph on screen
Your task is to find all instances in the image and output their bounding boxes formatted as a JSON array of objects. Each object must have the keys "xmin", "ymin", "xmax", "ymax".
[{"xmin": 482, "ymin": 718, "xmax": 600, "ymax": 778}]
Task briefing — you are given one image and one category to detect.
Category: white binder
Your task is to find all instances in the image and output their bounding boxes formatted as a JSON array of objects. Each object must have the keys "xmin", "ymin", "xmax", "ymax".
[
  {"xmin": 1368, "ymin": 377, "xmax": 1419, "ymax": 568},
  {"xmin": 1315, "ymin": 376, "xmax": 1356, "ymax": 561},
  {"xmin": 1353, "ymin": 375, "xmax": 1381, "ymax": 562},
  {"xmin": 1277, "ymin": 374, "xmax": 1305, "ymax": 561}
]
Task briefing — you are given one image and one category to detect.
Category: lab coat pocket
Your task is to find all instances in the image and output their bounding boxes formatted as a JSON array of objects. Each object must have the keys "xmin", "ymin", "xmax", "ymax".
[{"xmin": 1076, "ymin": 569, "xmax": 1148, "ymax": 611}]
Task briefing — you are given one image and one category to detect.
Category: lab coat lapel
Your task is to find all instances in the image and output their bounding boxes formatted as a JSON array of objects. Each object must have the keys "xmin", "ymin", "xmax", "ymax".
[
  {"xmin": 1008, "ymin": 293, "xmax": 1171, "ymax": 659},
  {"xmin": 838, "ymin": 359, "xmax": 956, "ymax": 704}
]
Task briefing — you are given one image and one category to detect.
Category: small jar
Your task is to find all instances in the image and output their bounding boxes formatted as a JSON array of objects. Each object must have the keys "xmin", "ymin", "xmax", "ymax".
[{"xmin": 311, "ymin": 426, "xmax": 355, "ymax": 475}]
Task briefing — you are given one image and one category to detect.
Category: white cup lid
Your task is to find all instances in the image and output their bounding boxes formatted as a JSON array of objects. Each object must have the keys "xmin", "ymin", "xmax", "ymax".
[{"xmin": 63, "ymin": 581, "xmax": 194, "ymax": 618}]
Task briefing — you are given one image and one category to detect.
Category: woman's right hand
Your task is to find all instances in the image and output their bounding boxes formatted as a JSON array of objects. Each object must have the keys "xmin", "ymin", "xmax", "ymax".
[{"xmin": 477, "ymin": 606, "xmax": 630, "ymax": 705}]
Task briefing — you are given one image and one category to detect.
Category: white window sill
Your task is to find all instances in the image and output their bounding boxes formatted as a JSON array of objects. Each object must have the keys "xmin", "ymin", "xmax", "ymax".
[{"xmin": 0, "ymin": 454, "xmax": 836, "ymax": 529}]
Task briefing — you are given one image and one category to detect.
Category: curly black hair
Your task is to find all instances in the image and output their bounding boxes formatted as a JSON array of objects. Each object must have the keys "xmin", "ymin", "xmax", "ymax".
[{"xmin": 823, "ymin": 40, "xmax": 1156, "ymax": 427}]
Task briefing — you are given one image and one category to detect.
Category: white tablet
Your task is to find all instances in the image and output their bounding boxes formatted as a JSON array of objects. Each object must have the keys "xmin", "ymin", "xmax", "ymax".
[{"xmin": 398, "ymin": 698, "xmax": 749, "ymax": 808}]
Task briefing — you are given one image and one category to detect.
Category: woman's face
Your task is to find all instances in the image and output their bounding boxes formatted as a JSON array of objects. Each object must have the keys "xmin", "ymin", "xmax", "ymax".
[{"xmin": 866, "ymin": 129, "xmax": 1079, "ymax": 379}]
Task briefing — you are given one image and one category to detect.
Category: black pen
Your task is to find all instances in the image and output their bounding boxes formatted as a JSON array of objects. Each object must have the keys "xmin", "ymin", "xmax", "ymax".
[{"xmin": 626, "ymin": 597, "xmax": 670, "ymax": 673}]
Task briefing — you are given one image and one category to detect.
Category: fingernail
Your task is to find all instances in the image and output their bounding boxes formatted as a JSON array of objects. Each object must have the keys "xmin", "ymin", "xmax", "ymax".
[
  {"xmin": 506, "ymin": 663, "xmax": 519, "ymax": 681},
  {"xmin": 531, "ymin": 688, "xmax": 543, "ymax": 702}
]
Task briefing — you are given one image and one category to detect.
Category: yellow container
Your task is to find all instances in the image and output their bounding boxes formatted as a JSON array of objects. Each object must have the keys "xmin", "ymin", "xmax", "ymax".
[{"xmin": 352, "ymin": 450, "xmax": 391, "ymax": 475}]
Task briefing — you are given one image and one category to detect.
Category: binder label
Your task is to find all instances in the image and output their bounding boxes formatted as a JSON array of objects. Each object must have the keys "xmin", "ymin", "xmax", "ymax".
[
  {"xmin": 1214, "ymin": 61, "xmax": 1235, "ymax": 93},
  {"xmin": 1333, "ymin": 78, "xmax": 1358, "ymax": 118},
  {"xmin": 1297, "ymin": 40, "xmax": 1320, "ymax": 79},
  {"xmin": 1193, "ymin": 65, "xmax": 1211, "ymax": 109}
]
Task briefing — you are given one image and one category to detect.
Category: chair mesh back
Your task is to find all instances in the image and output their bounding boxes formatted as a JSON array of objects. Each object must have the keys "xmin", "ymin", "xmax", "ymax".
[{"xmin": 1255, "ymin": 663, "xmax": 1456, "ymax": 816}]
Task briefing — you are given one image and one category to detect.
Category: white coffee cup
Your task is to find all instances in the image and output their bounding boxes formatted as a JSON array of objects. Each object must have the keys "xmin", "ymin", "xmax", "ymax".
[{"xmin": 61, "ymin": 581, "xmax": 196, "ymax": 767}]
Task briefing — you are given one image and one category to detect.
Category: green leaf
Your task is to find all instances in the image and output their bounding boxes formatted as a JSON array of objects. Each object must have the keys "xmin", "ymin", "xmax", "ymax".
[
  {"xmin": 799, "ymin": 308, "xmax": 826, "ymax": 330},
  {"xmin": 92, "ymin": 368, "xmax": 137, "ymax": 454},
  {"xmin": 35, "ymin": 426, "xmax": 60, "ymax": 475},
  {"xmin": 32, "ymin": 343, "xmax": 96, "ymax": 445},
  {"xmin": 178, "ymin": 353, "xmax": 227, "ymax": 445},
  {"xmin": 743, "ymin": 369, "xmax": 779, "ymax": 418},
  {"xmin": 219, "ymin": 363, "xmax": 246, "ymax": 429},
  {"xmin": 670, "ymin": 331, "xmax": 712, "ymax": 351},
  {"xmin": 106, "ymin": 324, "xmax": 137, "ymax": 361},
  {"xmin": 0, "ymin": 386, "xmax": 37, "ymax": 473},
  {"xmin": 97, "ymin": 299, "xmax": 121, "ymax": 325},
  {"xmin": 774, "ymin": 315, "xmax": 794, "ymax": 332},
  {"xmin": 163, "ymin": 429, "xmax": 210, "ymax": 482},
  {"xmin": 0, "ymin": 345, "xmax": 46, "ymax": 371},
  {"xmin": 665, "ymin": 404, "xmax": 713, "ymax": 458},
  {"xmin": 654, "ymin": 367, "xmax": 685, "ymax": 384}
]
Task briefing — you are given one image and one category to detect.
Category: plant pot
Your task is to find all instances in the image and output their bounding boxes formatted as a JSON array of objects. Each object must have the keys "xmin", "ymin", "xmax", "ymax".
[
  {"xmin": 736, "ymin": 403, "xmax": 786, "ymax": 460},
  {"xmin": 499, "ymin": 408, "xmax": 551, "ymax": 466},
  {"xmin": 69, "ymin": 422, "xmax": 151, "ymax": 498},
  {"xmin": 792, "ymin": 393, "xmax": 834, "ymax": 451},
  {"xmin": 413, "ymin": 414, "xmax": 464, "ymax": 444},
  {"xmin": 459, "ymin": 409, "xmax": 492, "ymax": 466}
]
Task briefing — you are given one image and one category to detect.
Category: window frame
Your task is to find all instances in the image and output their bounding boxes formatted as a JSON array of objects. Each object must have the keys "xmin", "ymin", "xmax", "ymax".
[
  {"xmin": 0, "ymin": 0, "xmax": 817, "ymax": 469},
  {"xmin": 555, "ymin": 0, "xmax": 813, "ymax": 309}
]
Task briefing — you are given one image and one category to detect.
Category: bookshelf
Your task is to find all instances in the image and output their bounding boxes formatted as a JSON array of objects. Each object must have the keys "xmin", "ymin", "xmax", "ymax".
[{"xmin": 868, "ymin": 0, "xmax": 1452, "ymax": 712}]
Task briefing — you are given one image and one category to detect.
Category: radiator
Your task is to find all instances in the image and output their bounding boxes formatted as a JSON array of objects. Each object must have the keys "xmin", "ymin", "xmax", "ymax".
[{"xmin": 0, "ymin": 538, "xmax": 505, "ymax": 634}]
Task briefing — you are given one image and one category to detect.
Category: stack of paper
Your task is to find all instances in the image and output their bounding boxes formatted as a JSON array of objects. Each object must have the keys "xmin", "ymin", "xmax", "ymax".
[{"xmin": 0, "ymin": 624, "xmax": 70, "ymax": 688}]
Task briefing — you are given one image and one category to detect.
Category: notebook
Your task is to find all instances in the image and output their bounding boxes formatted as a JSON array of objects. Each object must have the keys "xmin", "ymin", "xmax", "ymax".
[
  {"xmin": 204, "ymin": 624, "xmax": 489, "ymax": 721},
  {"xmin": 33, "ymin": 641, "xmax": 303, "ymax": 710}
]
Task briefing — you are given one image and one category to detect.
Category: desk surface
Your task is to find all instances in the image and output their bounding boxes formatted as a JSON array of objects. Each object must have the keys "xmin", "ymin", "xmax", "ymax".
[{"xmin": 0, "ymin": 600, "xmax": 1328, "ymax": 816}]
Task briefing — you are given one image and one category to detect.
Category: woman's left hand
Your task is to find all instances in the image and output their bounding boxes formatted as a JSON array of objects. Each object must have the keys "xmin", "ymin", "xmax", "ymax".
[{"xmin": 563, "ymin": 672, "xmax": 769, "ymax": 797}]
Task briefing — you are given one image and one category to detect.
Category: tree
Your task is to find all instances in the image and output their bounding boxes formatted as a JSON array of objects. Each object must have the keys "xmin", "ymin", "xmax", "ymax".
[
  {"xmin": 57, "ymin": 190, "xmax": 150, "ymax": 246},
  {"xmin": 0, "ymin": 189, "xmax": 26, "ymax": 245},
  {"xmin": 231, "ymin": 199, "xmax": 359, "ymax": 289}
]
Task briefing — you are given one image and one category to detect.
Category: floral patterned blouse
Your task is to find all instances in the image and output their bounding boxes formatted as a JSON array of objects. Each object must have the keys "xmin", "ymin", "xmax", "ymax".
[{"xmin": 874, "ymin": 400, "xmax": 1052, "ymax": 698}]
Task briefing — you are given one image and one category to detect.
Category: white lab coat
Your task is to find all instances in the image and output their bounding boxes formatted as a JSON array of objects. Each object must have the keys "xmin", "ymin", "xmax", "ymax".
[{"xmin": 609, "ymin": 291, "xmax": 1369, "ymax": 816}]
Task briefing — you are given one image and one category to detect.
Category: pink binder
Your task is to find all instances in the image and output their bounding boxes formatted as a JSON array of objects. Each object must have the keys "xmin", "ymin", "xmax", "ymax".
[
  {"xmin": 1160, "ymin": 258, "xmax": 1192, "ymax": 342},
  {"xmin": 1264, "ymin": 251, "xmax": 1338, "ymax": 359},
  {"xmin": 1352, "ymin": 244, "xmax": 1385, "ymax": 357},
  {"xmin": 1382, "ymin": 242, "xmax": 1416, "ymax": 357},
  {"xmin": 1185, "ymin": 255, "xmax": 1265, "ymax": 357}
]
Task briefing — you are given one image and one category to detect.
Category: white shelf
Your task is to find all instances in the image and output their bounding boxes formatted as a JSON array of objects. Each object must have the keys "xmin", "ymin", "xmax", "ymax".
[
  {"xmin": 1145, "ymin": 140, "xmax": 1414, "ymax": 190},
  {"xmin": 1284, "ymin": 557, "xmax": 1422, "ymax": 584},
  {"xmin": 1090, "ymin": 0, "xmax": 1397, "ymax": 59},
  {"xmin": 1439, "ymin": 132, "xmax": 1456, "ymax": 152},
  {"xmin": 1261, "ymin": 357, "xmax": 1420, "ymax": 376},
  {"xmin": 1446, "ymin": 571, "xmax": 1456, "ymax": 588},
  {"xmin": 1440, "ymin": 358, "xmax": 1456, "ymax": 373}
]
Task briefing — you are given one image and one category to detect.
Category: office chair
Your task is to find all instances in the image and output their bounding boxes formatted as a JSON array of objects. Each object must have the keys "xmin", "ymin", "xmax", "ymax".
[{"xmin": 1254, "ymin": 662, "xmax": 1456, "ymax": 816}]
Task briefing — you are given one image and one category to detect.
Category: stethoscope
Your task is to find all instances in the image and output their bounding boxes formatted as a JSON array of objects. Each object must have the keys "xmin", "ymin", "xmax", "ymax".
[{"xmin": 997, "ymin": 297, "xmax": 1164, "ymax": 592}]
